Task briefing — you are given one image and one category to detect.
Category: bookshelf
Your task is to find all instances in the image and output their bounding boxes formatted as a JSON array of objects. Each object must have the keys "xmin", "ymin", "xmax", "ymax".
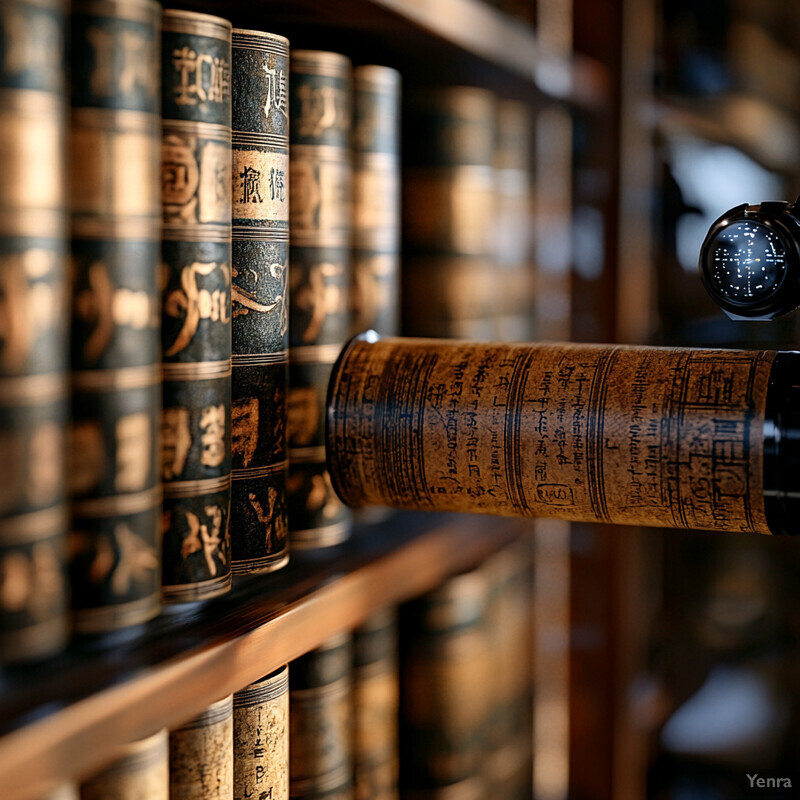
[
  {"xmin": 0, "ymin": 512, "xmax": 525, "ymax": 800},
  {"xmin": 0, "ymin": 0, "xmax": 620, "ymax": 798}
]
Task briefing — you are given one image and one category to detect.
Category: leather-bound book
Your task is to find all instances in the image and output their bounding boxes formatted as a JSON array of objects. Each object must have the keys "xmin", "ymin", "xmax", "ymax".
[
  {"xmin": 354, "ymin": 608, "xmax": 399, "ymax": 800},
  {"xmin": 80, "ymin": 729, "xmax": 169, "ymax": 800},
  {"xmin": 290, "ymin": 634, "xmax": 355, "ymax": 799},
  {"xmin": 160, "ymin": 8, "xmax": 233, "ymax": 603},
  {"xmin": 169, "ymin": 695, "xmax": 233, "ymax": 800},
  {"xmin": 402, "ymin": 86, "xmax": 497, "ymax": 340},
  {"xmin": 230, "ymin": 28, "xmax": 290, "ymax": 575},
  {"xmin": 233, "ymin": 666, "xmax": 289, "ymax": 800},
  {"xmin": 0, "ymin": 0, "xmax": 70, "ymax": 662},
  {"xmin": 351, "ymin": 65, "xmax": 401, "ymax": 339},
  {"xmin": 288, "ymin": 50, "xmax": 353, "ymax": 550},
  {"xmin": 68, "ymin": 0, "xmax": 162, "ymax": 634}
]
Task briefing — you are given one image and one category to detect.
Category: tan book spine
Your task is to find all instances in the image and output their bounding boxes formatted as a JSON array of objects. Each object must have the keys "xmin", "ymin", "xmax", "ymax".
[
  {"xmin": 68, "ymin": 0, "xmax": 162, "ymax": 634},
  {"xmin": 288, "ymin": 50, "xmax": 353, "ymax": 550},
  {"xmin": 80, "ymin": 730, "xmax": 169, "ymax": 800},
  {"xmin": 354, "ymin": 608, "xmax": 399, "ymax": 800},
  {"xmin": 230, "ymin": 28, "xmax": 290, "ymax": 574},
  {"xmin": 328, "ymin": 336, "xmax": 793, "ymax": 535},
  {"xmin": 233, "ymin": 665, "xmax": 290, "ymax": 800},
  {"xmin": 481, "ymin": 538, "xmax": 534, "ymax": 799},
  {"xmin": 399, "ymin": 569, "xmax": 492, "ymax": 793},
  {"xmin": 159, "ymin": 9, "xmax": 233, "ymax": 603},
  {"xmin": 290, "ymin": 633, "xmax": 355, "ymax": 799},
  {"xmin": 0, "ymin": 0, "xmax": 69, "ymax": 662},
  {"xmin": 169, "ymin": 695, "xmax": 233, "ymax": 800}
]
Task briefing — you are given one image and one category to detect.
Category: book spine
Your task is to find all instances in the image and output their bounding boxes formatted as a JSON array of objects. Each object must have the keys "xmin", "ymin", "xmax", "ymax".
[
  {"xmin": 354, "ymin": 608, "xmax": 399, "ymax": 800},
  {"xmin": 230, "ymin": 28, "xmax": 290, "ymax": 575},
  {"xmin": 492, "ymin": 99, "xmax": 534, "ymax": 342},
  {"xmin": 0, "ymin": 0, "xmax": 69, "ymax": 662},
  {"xmin": 80, "ymin": 729, "xmax": 169, "ymax": 800},
  {"xmin": 327, "ymin": 336, "xmax": 783, "ymax": 535},
  {"xmin": 481, "ymin": 539, "xmax": 534, "ymax": 799},
  {"xmin": 68, "ymin": 0, "xmax": 162, "ymax": 634},
  {"xmin": 399, "ymin": 570, "xmax": 492, "ymax": 793},
  {"xmin": 159, "ymin": 9, "xmax": 232, "ymax": 603},
  {"xmin": 288, "ymin": 50, "xmax": 353, "ymax": 550},
  {"xmin": 290, "ymin": 633, "xmax": 355, "ymax": 799},
  {"xmin": 169, "ymin": 695, "xmax": 233, "ymax": 800},
  {"xmin": 402, "ymin": 87, "xmax": 497, "ymax": 339},
  {"xmin": 351, "ymin": 66, "xmax": 401, "ymax": 338},
  {"xmin": 233, "ymin": 665, "xmax": 289, "ymax": 800}
]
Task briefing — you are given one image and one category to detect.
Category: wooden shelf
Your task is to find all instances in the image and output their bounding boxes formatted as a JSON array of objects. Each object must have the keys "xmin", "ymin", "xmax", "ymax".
[
  {"xmin": 175, "ymin": 0, "xmax": 607, "ymax": 106},
  {"xmin": 0, "ymin": 511, "xmax": 527, "ymax": 800}
]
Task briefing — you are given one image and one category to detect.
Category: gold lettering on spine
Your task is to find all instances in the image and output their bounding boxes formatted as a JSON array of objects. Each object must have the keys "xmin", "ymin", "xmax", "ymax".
[
  {"xmin": 172, "ymin": 46, "xmax": 230, "ymax": 107},
  {"xmin": 0, "ymin": 249, "xmax": 63, "ymax": 372},
  {"xmin": 69, "ymin": 0, "xmax": 162, "ymax": 631},
  {"xmin": 295, "ymin": 84, "xmax": 348, "ymax": 138},
  {"xmin": 262, "ymin": 64, "xmax": 287, "ymax": 122},
  {"xmin": 1, "ymin": 6, "xmax": 62, "ymax": 77},
  {"xmin": 162, "ymin": 407, "xmax": 191, "ymax": 480},
  {"xmin": 291, "ymin": 261, "xmax": 346, "ymax": 344},
  {"xmin": 182, "ymin": 505, "xmax": 224, "ymax": 576},
  {"xmin": 231, "ymin": 261, "xmax": 287, "ymax": 333},
  {"xmin": 230, "ymin": 28, "xmax": 289, "ymax": 573},
  {"xmin": 160, "ymin": 9, "xmax": 232, "ymax": 602},
  {"xmin": 0, "ymin": 0, "xmax": 69, "ymax": 661},
  {"xmin": 86, "ymin": 26, "xmax": 157, "ymax": 99},
  {"xmin": 232, "ymin": 150, "xmax": 288, "ymax": 221},
  {"xmin": 164, "ymin": 260, "xmax": 231, "ymax": 356},
  {"xmin": 0, "ymin": 542, "xmax": 63, "ymax": 615}
]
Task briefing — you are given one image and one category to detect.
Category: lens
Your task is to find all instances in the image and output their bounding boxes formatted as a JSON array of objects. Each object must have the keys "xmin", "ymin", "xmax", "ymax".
[{"xmin": 708, "ymin": 220, "xmax": 787, "ymax": 302}]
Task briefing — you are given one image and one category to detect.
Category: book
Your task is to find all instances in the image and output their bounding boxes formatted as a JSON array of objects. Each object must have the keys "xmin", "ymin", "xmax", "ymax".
[
  {"xmin": 169, "ymin": 695, "xmax": 233, "ymax": 800},
  {"xmin": 0, "ymin": 0, "xmax": 70, "ymax": 662},
  {"xmin": 351, "ymin": 65, "xmax": 401, "ymax": 339},
  {"xmin": 354, "ymin": 608, "xmax": 400, "ymax": 800},
  {"xmin": 160, "ymin": 9, "xmax": 233, "ymax": 603},
  {"xmin": 482, "ymin": 538, "xmax": 534, "ymax": 800},
  {"xmin": 399, "ymin": 567, "xmax": 492, "ymax": 794},
  {"xmin": 233, "ymin": 666, "xmax": 289, "ymax": 800},
  {"xmin": 290, "ymin": 633, "xmax": 355, "ymax": 799},
  {"xmin": 492, "ymin": 99, "xmax": 535, "ymax": 342},
  {"xmin": 67, "ymin": 0, "xmax": 162, "ymax": 634},
  {"xmin": 80, "ymin": 729, "xmax": 169, "ymax": 800},
  {"xmin": 402, "ymin": 86, "xmax": 498, "ymax": 340},
  {"xmin": 230, "ymin": 27, "xmax": 290, "ymax": 575},
  {"xmin": 287, "ymin": 50, "xmax": 353, "ymax": 550}
]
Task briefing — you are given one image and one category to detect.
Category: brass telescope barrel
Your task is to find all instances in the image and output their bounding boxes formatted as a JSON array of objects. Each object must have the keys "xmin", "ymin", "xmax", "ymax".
[{"xmin": 326, "ymin": 334, "xmax": 800, "ymax": 535}]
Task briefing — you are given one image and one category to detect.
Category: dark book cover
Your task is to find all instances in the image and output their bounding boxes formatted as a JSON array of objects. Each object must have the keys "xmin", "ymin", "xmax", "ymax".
[{"xmin": 160, "ymin": 8, "xmax": 233, "ymax": 603}]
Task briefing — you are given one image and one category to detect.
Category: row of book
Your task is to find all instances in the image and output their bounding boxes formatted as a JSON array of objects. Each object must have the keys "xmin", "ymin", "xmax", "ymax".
[
  {"xmin": 0, "ymin": 0, "xmax": 403, "ymax": 661},
  {"xmin": 0, "ymin": 0, "xmax": 539, "ymax": 664},
  {"xmin": 36, "ymin": 536, "xmax": 533, "ymax": 800}
]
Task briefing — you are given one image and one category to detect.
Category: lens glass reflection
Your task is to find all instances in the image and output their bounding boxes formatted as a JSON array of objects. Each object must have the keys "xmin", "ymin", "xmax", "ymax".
[{"xmin": 709, "ymin": 221, "xmax": 786, "ymax": 301}]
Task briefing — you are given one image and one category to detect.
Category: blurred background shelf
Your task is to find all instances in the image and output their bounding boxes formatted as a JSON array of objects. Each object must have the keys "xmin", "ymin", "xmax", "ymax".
[{"xmin": 178, "ymin": 0, "xmax": 608, "ymax": 104}]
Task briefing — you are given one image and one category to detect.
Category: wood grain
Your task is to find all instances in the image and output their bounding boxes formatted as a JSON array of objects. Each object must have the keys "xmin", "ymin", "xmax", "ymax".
[{"xmin": 0, "ymin": 512, "xmax": 525, "ymax": 800}]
